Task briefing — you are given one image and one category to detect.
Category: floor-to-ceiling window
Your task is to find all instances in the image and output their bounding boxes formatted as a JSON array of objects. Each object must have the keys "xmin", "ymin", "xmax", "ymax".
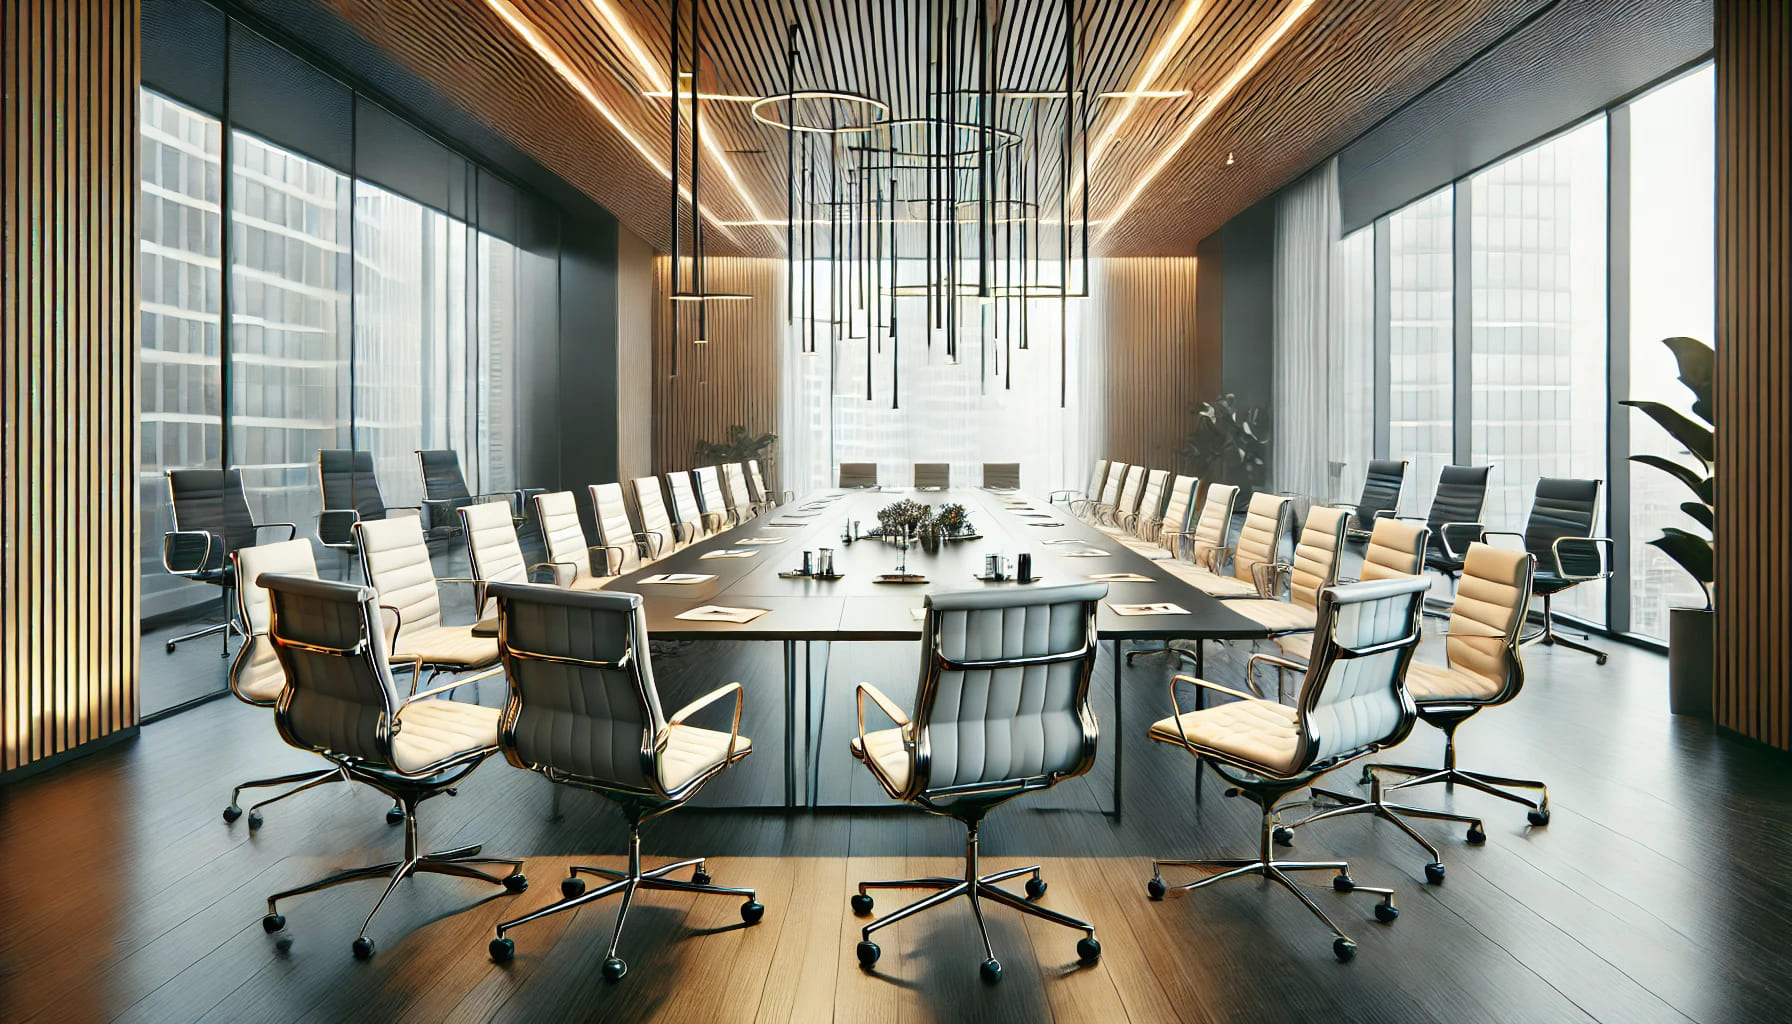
[
  {"xmin": 1387, "ymin": 188, "xmax": 1455, "ymax": 514},
  {"xmin": 1469, "ymin": 118, "xmax": 1609, "ymax": 622},
  {"xmin": 477, "ymin": 232, "xmax": 520, "ymax": 493},
  {"xmin": 1330, "ymin": 225, "xmax": 1376, "ymax": 503}
]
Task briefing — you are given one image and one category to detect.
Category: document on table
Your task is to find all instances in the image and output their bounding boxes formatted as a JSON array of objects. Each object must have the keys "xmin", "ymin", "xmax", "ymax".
[
  {"xmin": 637, "ymin": 573, "xmax": 717, "ymax": 584},
  {"xmin": 699, "ymin": 548, "xmax": 759, "ymax": 559},
  {"xmin": 738, "ymin": 537, "xmax": 787, "ymax": 545},
  {"xmin": 1041, "ymin": 538, "xmax": 1084, "ymax": 545},
  {"xmin": 1109, "ymin": 602, "xmax": 1190, "ymax": 616},
  {"xmin": 674, "ymin": 605, "xmax": 769, "ymax": 624},
  {"xmin": 768, "ymin": 521, "xmax": 809, "ymax": 528},
  {"xmin": 1087, "ymin": 572, "xmax": 1153, "ymax": 582},
  {"xmin": 1062, "ymin": 550, "xmax": 1112, "ymax": 557}
]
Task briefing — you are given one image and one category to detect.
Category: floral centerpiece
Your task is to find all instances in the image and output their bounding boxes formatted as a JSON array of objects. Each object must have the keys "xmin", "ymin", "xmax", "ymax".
[
  {"xmin": 934, "ymin": 503, "xmax": 971, "ymax": 536},
  {"xmin": 874, "ymin": 498, "xmax": 932, "ymax": 536}
]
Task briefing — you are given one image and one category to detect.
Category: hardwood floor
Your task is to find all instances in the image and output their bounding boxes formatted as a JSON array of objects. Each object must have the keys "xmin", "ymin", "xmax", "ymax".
[{"xmin": 4, "ymin": 612, "xmax": 1790, "ymax": 1022}]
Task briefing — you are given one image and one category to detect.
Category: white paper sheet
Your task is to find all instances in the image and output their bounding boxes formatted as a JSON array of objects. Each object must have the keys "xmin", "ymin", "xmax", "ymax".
[
  {"xmin": 674, "ymin": 605, "xmax": 769, "ymax": 624},
  {"xmin": 1108, "ymin": 602, "xmax": 1190, "ymax": 616}
]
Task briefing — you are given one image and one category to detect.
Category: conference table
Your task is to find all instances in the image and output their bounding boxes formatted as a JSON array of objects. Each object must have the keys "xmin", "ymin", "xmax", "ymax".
[{"xmin": 606, "ymin": 486, "xmax": 1271, "ymax": 817}]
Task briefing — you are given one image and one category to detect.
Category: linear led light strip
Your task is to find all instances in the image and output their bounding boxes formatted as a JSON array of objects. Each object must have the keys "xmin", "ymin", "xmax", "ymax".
[{"xmin": 1102, "ymin": 0, "xmax": 1316, "ymax": 235}]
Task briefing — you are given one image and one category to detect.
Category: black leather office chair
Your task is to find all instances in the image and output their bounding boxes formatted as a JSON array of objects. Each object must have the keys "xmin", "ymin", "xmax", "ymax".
[
  {"xmin": 1330, "ymin": 459, "xmax": 1407, "ymax": 543},
  {"xmin": 162, "ymin": 468, "xmax": 297, "ymax": 656},
  {"xmin": 317, "ymin": 449, "xmax": 419, "ymax": 554},
  {"xmin": 1486, "ymin": 477, "xmax": 1612, "ymax": 664},
  {"xmin": 1407, "ymin": 465, "xmax": 1493, "ymax": 588},
  {"xmin": 417, "ymin": 449, "xmax": 517, "ymax": 539}
]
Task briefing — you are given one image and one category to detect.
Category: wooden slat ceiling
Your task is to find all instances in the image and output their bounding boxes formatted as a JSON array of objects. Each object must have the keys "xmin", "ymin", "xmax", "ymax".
[{"xmin": 316, "ymin": 0, "xmax": 1549, "ymax": 256}]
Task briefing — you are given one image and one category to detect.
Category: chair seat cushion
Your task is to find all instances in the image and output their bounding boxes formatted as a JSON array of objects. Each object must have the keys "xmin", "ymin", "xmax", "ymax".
[
  {"xmin": 1226, "ymin": 599, "xmax": 1317, "ymax": 633},
  {"xmin": 391, "ymin": 699, "xmax": 501, "ymax": 773},
  {"xmin": 1190, "ymin": 573, "xmax": 1260, "ymax": 598},
  {"xmin": 391, "ymin": 624, "xmax": 500, "ymax": 667},
  {"xmin": 1530, "ymin": 571, "xmax": 1579, "ymax": 597},
  {"xmin": 849, "ymin": 727, "xmax": 912, "ymax": 795},
  {"xmin": 659, "ymin": 724, "xmax": 753, "ymax": 792},
  {"xmin": 1405, "ymin": 659, "xmax": 1502, "ymax": 702},
  {"xmin": 1148, "ymin": 695, "xmax": 1302, "ymax": 776}
]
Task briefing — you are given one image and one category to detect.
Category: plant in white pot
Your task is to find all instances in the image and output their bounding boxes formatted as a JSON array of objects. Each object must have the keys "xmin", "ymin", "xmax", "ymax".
[{"xmin": 1620, "ymin": 336, "xmax": 1714, "ymax": 717}]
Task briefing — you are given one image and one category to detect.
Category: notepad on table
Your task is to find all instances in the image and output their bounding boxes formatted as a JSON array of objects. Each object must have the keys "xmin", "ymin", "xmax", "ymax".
[
  {"xmin": 699, "ymin": 548, "xmax": 759, "ymax": 559},
  {"xmin": 637, "ymin": 573, "xmax": 717, "ymax": 584},
  {"xmin": 1041, "ymin": 538, "xmax": 1083, "ymax": 545},
  {"xmin": 1062, "ymin": 550, "xmax": 1112, "ymax": 557},
  {"xmin": 738, "ymin": 537, "xmax": 787, "ymax": 545},
  {"xmin": 1087, "ymin": 572, "xmax": 1153, "ymax": 583},
  {"xmin": 675, "ymin": 605, "xmax": 769, "ymax": 624},
  {"xmin": 1109, "ymin": 602, "xmax": 1189, "ymax": 616}
]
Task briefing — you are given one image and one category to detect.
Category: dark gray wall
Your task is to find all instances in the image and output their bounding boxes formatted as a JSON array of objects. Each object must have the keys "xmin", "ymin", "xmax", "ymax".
[
  {"xmin": 1216, "ymin": 198, "xmax": 1276, "ymax": 423},
  {"xmin": 558, "ymin": 219, "xmax": 622, "ymax": 531}
]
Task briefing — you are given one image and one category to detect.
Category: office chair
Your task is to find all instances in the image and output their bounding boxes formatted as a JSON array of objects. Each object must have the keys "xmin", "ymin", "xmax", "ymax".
[
  {"xmin": 849, "ymin": 584, "xmax": 1108, "ymax": 983},
  {"xmin": 1274, "ymin": 517, "xmax": 1431, "ymax": 663},
  {"xmin": 162, "ymin": 468, "xmax": 298, "ymax": 656},
  {"xmin": 1105, "ymin": 468, "xmax": 1169, "ymax": 539},
  {"xmin": 1146, "ymin": 575, "xmax": 1431, "ymax": 960},
  {"xmin": 1132, "ymin": 473, "xmax": 1196, "ymax": 552},
  {"xmin": 1401, "ymin": 465, "xmax": 1493, "ymax": 594},
  {"xmin": 317, "ymin": 449, "xmax": 420, "ymax": 557},
  {"xmin": 632, "ymin": 476, "xmax": 695, "ymax": 556},
  {"xmin": 694, "ymin": 466, "xmax": 739, "ymax": 530},
  {"xmin": 746, "ymin": 458, "xmax": 791, "ymax": 508},
  {"xmin": 1217, "ymin": 507, "xmax": 1352, "ymax": 680},
  {"xmin": 668, "ymin": 472, "xmax": 722, "ymax": 539},
  {"xmin": 257, "ymin": 573, "xmax": 526, "ymax": 958},
  {"xmin": 535, "ymin": 491, "xmax": 607, "ymax": 590},
  {"xmin": 1100, "ymin": 465, "xmax": 1146, "ymax": 528},
  {"xmin": 1152, "ymin": 481, "xmax": 1237, "ymax": 564},
  {"xmin": 1162, "ymin": 491, "xmax": 1294, "ymax": 599},
  {"xmin": 722, "ymin": 462, "xmax": 765, "ymax": 518},
  {"xmin": 1050, "ymin": 458, "xmax": 1106, "ymax": 507},
  {"xmin": 1071, "ymin": 460, "xmax": 1127, "ymax": 521},
  {"xmin": 913, "ymin": 462, "xmax": 950, "ymax": 489},
  {"xmin": 461, "ymin": 501, "xmax": 560, "ymax": 626},
  {"xmin": 591, "ymin": 482, "xmax": 648, "ymax": 575},
  {"xmin": 416, "ymin": 449, "xmax": 515, "ymax": 539},
  {"xmin": 982, "ymin": 462, "xmax": 1021, "ymax": 489},
  {"xmin": 1485, "ymin": 477, "xmax": 1613, "ymax": 664},
  {"xmin": 1329, "ymin": 459, "xmax": 1408, "ymax": 543},
  {"xmin": 485, "ymin": 585, "xmax": 761, "ymax": 978},
  {"xmin": 1284, "ymin": 544, "xmax": 1540, "ymax": 883},
  {"xmin": 838, "ymin": 461, "xmax": 880, "ymax": 489},
  {"xmin": 355, "ymin": 516, "xmax": 500, "ymax": 681}
]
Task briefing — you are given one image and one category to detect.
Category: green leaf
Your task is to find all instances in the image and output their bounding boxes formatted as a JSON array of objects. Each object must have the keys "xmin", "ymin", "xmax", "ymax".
[
  {"xmin": 1661, "ymin": 336, "xmax": 1714, "ymax": 425},
  {"xmin": 1650, "ymin": 528, "xmax": 1714, "ymax": 583},
  {"xmin": 1627, "ymin": 453, "xmax": 1708, "ymax": 502},
  {"xmin": 1621, "ymin": 400, "xmax": 1713, "ymax": 465},
  {"xmin": 1680, "ymin": 501, "xmax": 1714, "ymax": 531}
]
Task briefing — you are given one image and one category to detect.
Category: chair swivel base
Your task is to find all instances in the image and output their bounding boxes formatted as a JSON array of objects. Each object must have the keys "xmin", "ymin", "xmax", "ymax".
[
  {"xmin": 1526, "ymin": 597, "xmax": 1609, "ymax": 665},
  {"xmin": 1278, "ymin": 775, "xmax": 1486, "ymax": 885},
  {"xmin": 489, "ymin": 826, "xmax": 763, "ymax": 980},
  {"xmin": 1363, "ymin": 760, "xmax": 1552, "ymax": 827},
  {"xmin": 165, "ymin": 618, "xmax": 245, "ymax": 657},
  {"xmin": 260, "ymin": 796, "xmax": 525, "ymax": 958},
  {"xmin": 1149, "ymin": 813, "xmax": 1397, "ymax": 961},
  {"xmin": 850, "ymin": 827, "xmax": 1100, "ymax": 984},
  {"xmin": 222, "ymin": 765, "xmax": 406, "ymax": 830}
]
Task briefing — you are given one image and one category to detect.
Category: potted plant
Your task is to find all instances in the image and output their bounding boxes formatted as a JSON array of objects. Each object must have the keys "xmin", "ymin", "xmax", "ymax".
[
  {"xmin": 696, "ymin": 425, "xmax": 778, "ymax": 491},
  {"xmin": 1182, "ymin": 393, "xmax": 1270, "ymax": 503},
  {"xmin": 1620, "ymin": 336, "xmax": 1714, "ymax": 717}
]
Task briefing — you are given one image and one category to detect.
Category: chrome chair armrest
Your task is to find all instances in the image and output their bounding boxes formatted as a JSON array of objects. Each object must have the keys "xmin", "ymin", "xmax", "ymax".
[
  {"xmin": 1438, "ymin": 521, "xmax": 1487, "ymax": 560},
  {"xmin": 634, "ymin": 531, "xmax": 665, "ymax": 559},
  {"xmin": 1251, "ymin": 560, "xmax": 1292, "ymax": 600},
  {"xmin": 403, "ymin": 664, "xmax": 506, "ymax": 705},
  {"xmin": 162, "ymin": 529, "xmax": 217, "ymax": 575},
  {"xmin": 1552, "ymin": 536, "xmax": 1615, "ymax": 581},
  {"xmin": 1197, "ymin": 543, "xmax": 1232, "ymax": 575},
  {"xmin": 540, "ymin": 559, "xmax": 584, "ymax": 586},
  {"xmin": 1246, "ymin": 653, "xmax": 1308, "ymax": 702},
  {"xmin": 590, "ymin": 544, "xmax": 629, "ymax": 576},
  {"xmin": 256, "ymin": 522, "xmax": 300, "ymax": 542},
  {"xmin": 318, "ymin": 508, "xmax": 361, "ymax": 547},
  {"xmin": 856, "ymin": 682, "xmax": 913, "ymax": 753},
  {"xmin": 385, "ymin": 505, "xmax": 424, "ymax": 519},
  {"xmin": 1373, "ymin": 509, "xmax": 1401, "ymax": 520},
  {"xmin": 661, "ymin": 681, "xmax": 745, "ymax": 764},
  {"xmin": 526, "ymin": 561, "xmax": 562, "ymax": 584}
]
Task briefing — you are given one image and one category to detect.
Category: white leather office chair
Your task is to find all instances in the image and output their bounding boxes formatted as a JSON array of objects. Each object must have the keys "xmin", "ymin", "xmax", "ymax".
[
  {"xmin": 534, "ymin": 491, "xmax": 606, "ymax": 590},
  {"xmin": 632, "ymin": 475, "xmax": 693, "ymax": 556},
  {"xmin": 1051, "ymin": 458, "xmax": 1106, "ymax": 507},
  {"xmin": 849, "ymin": 583, "xmax": 1107, "ymax": 983},
  {"xmin": 1163, "ymin": 490, "xmax": 1293, "ymax": 599},
  {"xmin": 1218, "ymin": 505, "xmax": 1352, "ymax": 639},
  {"xmin": 694, "ymin": 466, "xmax": 738, "ymax": 530},
  {"xmin": 982, "ymin": 462, "xmax": 1021, "ymax": 489},
  {"xmin": 484, "ymin": 585, "xmax": 762, "ymax": 979},
  {"xmin": 1274, "ymin": 517, "xmax": 1430, "ymax": 662},
  {"xmin": 355, "ymin": 516, "xmax": 500, "ymax": 680},
  {"xmin": 838, "ymin": 461, "xmax": 880, "ymax": 489},
  {"xmin": 746, "ymin": 458, "xmax": 790, "ymax": 508},
  {"xmin": 1123, "ymin": 473, "xmax": 1197, "ymax": 556},
  {"xmin": 913, "ymin": 462, "xmax": 950, "ymax": 489},
  {"xmin": 257, "ymin": 573, "xmax": 525, "ymax": 958},
  {"xmin": 1146, "ymin": 575, "xmax": 1430, "ymax": 960},
  {"xmin": 667, "ymin": 471, "xmax": 720, "ymax": 539},
  {"xmin": 591, "ymin": 482, "xmax": 647, "ymax": 574},
  {"xmin": 1072, "ymin": 460, "xmax": 1127, "ymax": 520},
  {"xmin": 1104, "ymin": 468, "xmax": 1168, "ymax": 539},
  {"xmin": 461, "ymin": 500, "xmax": 560, "ymax": 624},
  {"xmin": 722, "ymin": 462, "xmax": 763, "ymax": 518}
]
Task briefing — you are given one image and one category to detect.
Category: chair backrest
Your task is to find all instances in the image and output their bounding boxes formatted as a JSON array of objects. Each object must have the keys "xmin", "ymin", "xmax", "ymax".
[
  {"xmin": 355, "ymin": 515, "xmax": 443, "ymax": 633},
  {"xmin": 839, "ymin": 462, "xmax": 879, "ymax": 488},
  {"xmin": 1287, "ymin": 505, "xmax": 1350, "ymax": 611},
  {"xmin": 1135, "ymin": 469, "xmax": 1170, "ymax": 526},
  {"xmin": 1523, "ymin": 478, "xmax": 1603, "ymax": 575},
  {"xmin": 491, "ymin": 583, "xmax": 668, "ymax": 795},
  {"xmin": 417, "ymin": 449, "xmax": 473, "ymax": 503},
  {"xmin": 1360, "ymin": 518, "xmax": 1430, "ymax": 581},
  {"xmin": 983, "ymin": 462, "xmax": 1021, "ymax": 489},
  {"xmin": 168, "ymin": 468, "xmax": 258, "ymax": 566},
  {"xmin": 1098, "ymin": 462, "xmax": 1128, "ymax": 507},
  {"xmin": 746, "ymin": 460, "xmax": 773, "ymax": 505},
  {"xmin": 1232, "ymin": 492, "xmax": 1293, "ymax": 584},
  {"xmin": 1085, "ymin": 459, "xmax": 1108, "ymax": 498},
  {"xmin": 1190, "ymin": 482, "xmax": 1238, "ymax": 557},
  {"xmin": 694, "ymin": 466, "xmax": 729, "ymax": 521},
  {"xmin": 229, "ymin": 539, "xmax": 319, "ymax": 705},
  {"xmin": 590, "ymin": 482, "xmax": 640, "ymax": 575},
  {"xmin": 908, "ymin": 583, "xmax": 1105, "ymax": 800},
  {"xmin": 1427, "ymin": 464, "xmax": 1492, "ymax": 531},
  {"xmin": 666, "ymin": 472, "xmax": 709, "ymax": 538},
  {"xmin": 914, "ymin": 463, "xmax": 950, "ymax": 489},
  {"xmin": 1156, "ymin": 475, "xmax": 1198, "ymax": 550},
  {"xmin": 318, "ymin": 449, "xmax": 388, "ymax": 541},
  {"xmin": 1444, "ymin": 543, "xmax": 1533, "ymax": 705},
  {"xmin": 1356, "ymin": 459, "xmax": 1408, "ymax": 522},
  {"xmin": 722, "ymin": 463, "xmax": 753, "ymax": 515},
  {"xmin": 535, "ymin": 491, "xmax": 592, "ymax": 585},
  {"xmin": 1112, "ymin": 465, "xmax": 1146, "ymax": 519},
  {"xmin": 462, "ymin": 501, "xmax": 528, "ymax": 617},
  {"xmin": 632, "ymin": 476, "xmax": 680, "ymax": 554},
  {"xmin": 1293, "ymin": 575, "xmax": 1430, "ymax": 767},
  {"xmin": 264, "ymin": 573, "xmax": 400, "ymax": 765}
]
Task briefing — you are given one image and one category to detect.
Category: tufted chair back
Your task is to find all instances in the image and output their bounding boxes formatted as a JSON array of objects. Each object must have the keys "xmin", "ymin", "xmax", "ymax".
[
  {"xmin": 694, "ymin": 466, "xmax": 730, "ymax": 523},
  {"xmin": 632, "ymin": 476, "xmax": 681, "ymax": 554},
  {"xmin": 1190, "ymin": 483, "xmax": 1239, "ymax": 558},
  {"xmin": 230, "ymin": 539, "xmax": 320, "ymax": 705},
  {"xmin": 1230, "ymin": 492, "xmax": 1293, "ymax": 584},
  {"xmin": 1444, "ymin": 544, "xmax": 1533, "ymax": 705},
  {"xmin": 319, "ymin": 450, "xmax": 387, "ymax": 523},
  {"xmin": 910, "ymin": 583, "xmax": 1104, "ymax": 802},
  {"xmin": 666, "ymin": 473, "xmax": 709, "ymax": 538},
  {"xmin": 265, "ymin": 573, "xmax": 400, "ymax": 765},
  {"xmin": 1296, "ymin": 575, "xmax": 1429, "ymax": 767},
  {"xmin": 462, "ymin": 501, "xmax": 528, "ymax": 617},
  {"xmin": 1085, "ymin": 460, "xmax": 1109, "ymax": 499},
  {"xmin": 355, "ymin": 516, "xmax": 442, "ymax": 634},
  {"xmin": 1156, "ymin": 475, "xmax": 1198, "ymax": 549},
  {"xmin": 534, "ymin": 491, "xmax": 592, "ymax": 585},
  {"xmin": 168, "ymin": 468, "xmax": 258, "ymax": 569},
  {"xmin": 1113, "ymin": 466, "xmax": 1147, "ymax": 521},
  {"xmin": 1288, "ymin": 506, "xmax": 1350, "ymax": 610},
  {"xmin": 722, "ymin": 463, "xmax": 754, "ymax": 516},
  {"xmin": 1427, "ymin": 465, "xmax": 1492, "ymax": 533},
  {"xmin": 1360, "ymin": 518, "xmax": 1430, "ymax": 581},
  {"xmin": 1135, "ymin": 469, "xmax": 1170, "ymax": 527},
  {"xmin": 492, "ymin": 584, "xmax": 666, "ymax": 794},
  {"xmin": 1521, "ymin": 478, "xmax": 1604, "ymax": 577},
  {"xmin": 1355, "ymin": 460, "xmax": 1408, "ymax": 524},
  {"xmin": 590, "ymin": 483, "xmax": 640, "ymax": 575},
  {"xmin": 1098, "ymin": 462, "xmax": 1128, "ymax": 508}
]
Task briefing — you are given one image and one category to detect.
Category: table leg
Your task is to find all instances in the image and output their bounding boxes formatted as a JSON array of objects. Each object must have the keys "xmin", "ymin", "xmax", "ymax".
[
  {"xmin": 1111, "ymin": 638, "xmax": 1123, "ymax": 822},
  {"xmin": 804, "ymin": 640, "xmax": 815, "ymax": 808},
  {"xmin": 1194, "ymin": 639, "xmax": 1204, "ymax": 806},
  {"xmin": 783, "ymin": 640, "xmax": 796, "ymax": 810}
]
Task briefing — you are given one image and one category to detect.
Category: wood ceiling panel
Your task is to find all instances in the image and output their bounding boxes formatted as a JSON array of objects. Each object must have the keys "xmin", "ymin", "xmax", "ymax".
[{"xmin": 309, "ymin": 0, "xmax": 1552, "ymax": 255}]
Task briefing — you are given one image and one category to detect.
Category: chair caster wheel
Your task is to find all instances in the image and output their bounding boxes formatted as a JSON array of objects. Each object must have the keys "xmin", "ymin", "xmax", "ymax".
[
  {"xmin": 1332, "ymin": 874, "xmax": 1355, "ymax": 892},
  {"xmin": 386, "ymin": 806, "xmax": 406, "ymax": 826},
  {"xmin": 223, "ymin": 805, "xmax": 242, "ymax": 823},
  {"xmin": 166, "ymin": 641, "xmax": 177, "ymax": 653},
  {"xmin": 1424, "ymin": 862, "xmax": 1445, "ymax": 885},
  {"xmin": 261, "ymin": 913, "xmax": 285, "ymax": 934},
  {"xmin": 693, "ymin": 869, "xmax": 712, "ymax": 886},
  {"xmin": 247, "ymin": 811, "xmax": 264, "ymax": 831},
  {"xmin": 1595, "ymin": 654, "xmax": 1608, "ymax": 666},
  {"xmin": 352, "ymin": 936, "xmax": 376, "ymax": 960},
  {"xmin": 1466, "ymin": 825, "xmax": 1486, "ymax": 845},
  {"xmin": 503, "ymin": 873, "xmax": 528, "ymax": 893},
  {"xmin": 1375, "ymin": 902, "xmax": 1399, "ymax": 923},
  {"xmin": 1147, "ymin": 876, "xmax": 1167, "ymax": 901},
  {"xmin": 1077, "ymin": 937, "xmax": 1101, "ymax": 964},
  {"xmin": 856, "ymin": 940, "xmax": 880, "ymax": 968},
  {"xmin": 562, "ymin": 877, "xmax": 586, "ymax": 899},
  {"xmin": 1334, "ymin": 937, "xmax": 1357, "ymax": 962},
  {"xmin": 1528, "ymin": 808, "xmax": 1551, "ymax": 827},
  {"xmin": 850, "ymin": 893, "xmax": 874, "ymax": 916},
  {"xmin": 1273, "ymin": 825, "xmax": 1294, "ymax": 847},
  {"xmin": 1025, "ymin": 876, "xmax": 1048, "ymax": 900},
  {"xmin": 1359, "ymin": 766, "xmax": 1375, "ymax": 785},
  {"xmin": 980, "ymin": 958, "xmax": 1002, "ymax": 984},
  {"xmin": 489, "ymin": 937, "xmax": 514, "ymax": 962},
  {"xmin": 602, "ymin": 957, "xmax": 627, "ymax": 982},
  {"xmin": 741, "ymin": 900, "xmax": 765, "ymax": 924}
]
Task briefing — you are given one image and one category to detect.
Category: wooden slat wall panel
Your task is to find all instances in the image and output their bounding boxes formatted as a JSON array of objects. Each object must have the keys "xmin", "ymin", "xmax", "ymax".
[
  {"xmin": 1714, "ymin": 0, "xmax": 1791, "ymax": 750},
  {"xmin": 1088, "ymin": 257, "xmax": 1200, "ymax": 470},
  {"xmin": 2, "ymin": 0, "xmax": 141, "ymax": 774},
  {"xmin": 650, "ymin": 257, "xmax": 786, "ymax": 488}
]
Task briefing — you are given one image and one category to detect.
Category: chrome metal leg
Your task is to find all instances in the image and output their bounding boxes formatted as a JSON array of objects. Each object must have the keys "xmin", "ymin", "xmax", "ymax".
[
  {"xmin": 603, "ymin": 881, "xmax": 639, "ymax": 959},
  {"xmin": 267, "ymin": 862, "xmax": 403, "ymax": 909},
  {"xmin": 1265, "ymin": 867, "xmax": 1352, "ymax": 939},
  {"xmin": 978, "ymin": 883, "xmax": 1095, "ymax": 935},
  {"xmin": 572, "ymin": 865, "xmax": 628, "ymax": 881},
  {"xmin": 496, "ymin": 876, "xmax": 631, "ymax": 936},
  {"xmin": 640, "ymin": 856, "xmax": 705, "ymax": 880},
  {"xmin": 1159, "ymin": 862, "xmax": 1264, "ymax": 895},
  {"xmin": 358, "ymin": 858, "xmax": 421, "ymax": 938},
  {"xmin": 245, "ymin": 768, "xmax": 345, "ymax": 814},
  {"xmin": 863, "ymin": 882, "xmax": 969, "ymax": 937},
  {"xmin": 641, "ymin": 877, "xmax": 757, "ymax": 899},
  {"xmin": 858, "ymin": 876, "xmax": 960, "ymax": 893},
  {"xmin": 978, "ymin": 864, "xmax": 1039, "ymax": 886}
]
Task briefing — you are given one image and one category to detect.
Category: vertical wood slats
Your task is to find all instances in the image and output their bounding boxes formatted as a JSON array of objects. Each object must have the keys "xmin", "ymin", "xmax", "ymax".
[
  {"xmin": 1088, "ymin": 257, "xmax": 1200, "ymax": 470},
  {"xmin": 1714, "ymin": 0, "xmax": 1790, "ymax": 751},
  {"xmin": 2, "ymin": 0, "xmax": 140, "ymax": 775}
]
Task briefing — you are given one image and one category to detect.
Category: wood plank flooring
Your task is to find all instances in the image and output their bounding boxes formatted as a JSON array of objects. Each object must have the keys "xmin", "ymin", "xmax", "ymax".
[{"xmin": 4, "ymin": 607, "xmax": 1791, "ymax": 1021}]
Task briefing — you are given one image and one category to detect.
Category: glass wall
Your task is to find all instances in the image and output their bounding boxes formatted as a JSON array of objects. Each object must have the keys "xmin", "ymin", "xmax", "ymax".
[
  {"xmin": 1387, "ymin": 188, "xmax": 1455, "ymax": 514},
  {"xmin": 477, "ymin": 233, "xmax": 521, "ymax": 493},
  {"xmin": 1329, "ymin": 226, "xmax": 1376, "ymax": 501}
]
